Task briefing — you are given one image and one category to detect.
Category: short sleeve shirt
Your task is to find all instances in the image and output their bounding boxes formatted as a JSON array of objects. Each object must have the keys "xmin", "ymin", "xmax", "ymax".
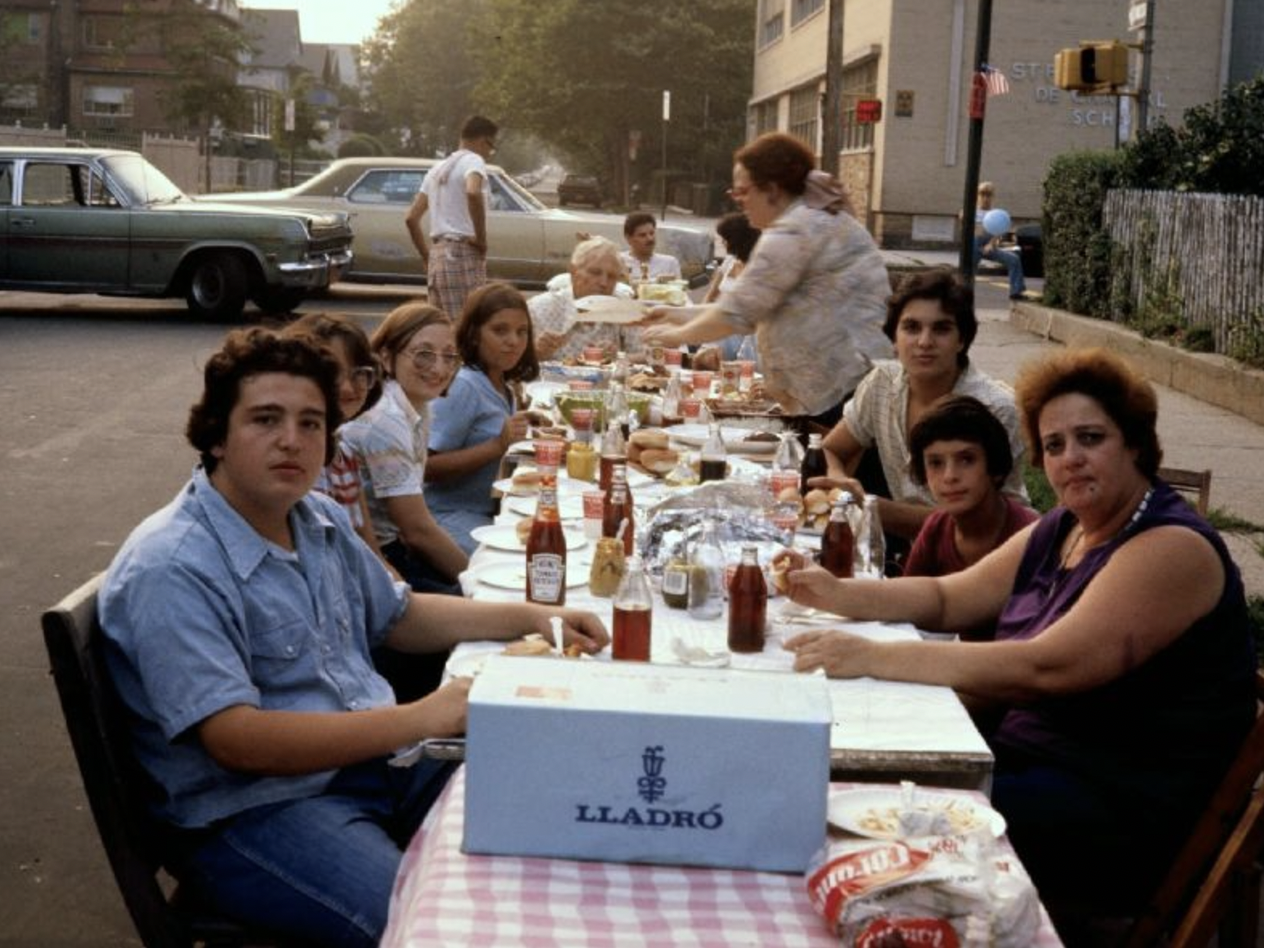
[
  {"xmin": 529, "ymin": 287, "xmax": 643, "ymax": 360},
  {"xmin": 427, "ymin": 367, "xmax": 515, "ymax": 518},
  {"xmin": 98, "ymin": 468, "xmax": 408, "ymax": 828},
  {"xmin": 619, "ymin": 251, "xmax": 682, "ymax": 282},
  {"xmin": 422, "ymin": 149, "xmax": 489, "ymax": 239},
  {"xmin": 842, "ymin": 361, "xmax": 1028, "ymax": 506},
  {"xmin": 339, "ymin": 379, "xmax": 430, "ymax": 544}
]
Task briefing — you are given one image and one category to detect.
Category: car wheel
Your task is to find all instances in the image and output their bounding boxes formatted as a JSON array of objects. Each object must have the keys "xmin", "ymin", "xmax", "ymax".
[
  {"xmin": 186, "ymin": 253, "xmax": 250, "ymax": 322},
  {"xmin": 253, "ymin": 286, "xmax": 306, "ymax": 315}
]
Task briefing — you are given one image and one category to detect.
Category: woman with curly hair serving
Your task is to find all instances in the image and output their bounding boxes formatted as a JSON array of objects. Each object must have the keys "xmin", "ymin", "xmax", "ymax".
[
  {"xmin": 777, "ymin": 348, "xmax": 1256, "ymax": 938},
  {"xmin": 642, "ymin": 132, "xmax": 891, "ymax": 426}
]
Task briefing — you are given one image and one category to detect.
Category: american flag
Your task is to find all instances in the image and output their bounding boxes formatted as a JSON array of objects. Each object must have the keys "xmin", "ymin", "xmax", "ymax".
[{"xmin": 982, "ymin": 64, "xmax": 1011, "ymax": 97}]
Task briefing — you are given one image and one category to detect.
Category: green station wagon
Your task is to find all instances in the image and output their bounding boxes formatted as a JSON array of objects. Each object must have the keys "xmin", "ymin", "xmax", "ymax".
[{"xmin": 0, "ymin": 147, "xmax": 353, "ymax": 320}]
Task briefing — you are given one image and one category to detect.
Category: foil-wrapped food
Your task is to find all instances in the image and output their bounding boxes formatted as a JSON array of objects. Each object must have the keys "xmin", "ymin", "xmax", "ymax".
[{"xmin": 636, "ymin": 482, "xmax": 792, "ymax": 576}]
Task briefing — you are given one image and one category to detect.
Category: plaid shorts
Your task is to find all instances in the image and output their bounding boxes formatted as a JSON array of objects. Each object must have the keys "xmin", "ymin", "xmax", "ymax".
[{"xmin": 428, "ymin": 240, "xmax": 487, "ymax": 318}]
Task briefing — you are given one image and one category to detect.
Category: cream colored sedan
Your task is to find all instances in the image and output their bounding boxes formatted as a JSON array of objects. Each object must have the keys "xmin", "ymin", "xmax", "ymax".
[{"xmin": 209, "ymin": 157, "xmax": 715, "ymax": 288}]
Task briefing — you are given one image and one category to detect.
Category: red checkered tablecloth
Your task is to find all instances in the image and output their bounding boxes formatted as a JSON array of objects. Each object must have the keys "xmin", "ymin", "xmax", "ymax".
[{"xmin": 382, "ymin": 768, "xmax": 1063, "ymax": 947}]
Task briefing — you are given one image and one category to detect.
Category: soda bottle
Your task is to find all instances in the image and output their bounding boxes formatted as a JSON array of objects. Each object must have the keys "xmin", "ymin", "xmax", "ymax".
[
  {"xmin": 606, "ymin": 382, "xmax": 631, "ymax": 441},
  {"xmin": 727, "ymin": 545, "xmax": 767, "ymax": 654},
  {"xmin": 526, "ymin": 463, "xmax": 567, "ymax": 605},
  {"xmin": 687, "ymin": 516, "xmax": 725, "ymax": 621},
  {"xmin": 660, "ymin": 369, "xmax": 683, "ymax": 427},
  {"xmin": 773, "ymin": 429, "xmax": 804, "ymax": 473},
  {"xmin": 800, "ymin": 431, "xmax": 828, "ymax": 494},
  {"xmin": 821, "ymin": 491, "xmax": 858, "ymax": 579},
  {"xmin": 612, "ymin": 555, "xmax": 653, "ymax": 661},
  {"xmin": 602, "ymin": 464, "xmax": 635, "ymax": 556},
  {"xmin": 598, "ymin": 401, "xmax": 627, "ymax": 494},
  {"xmin": 699, "ymin": 420, "xmax": 727, "ymax": 483}
]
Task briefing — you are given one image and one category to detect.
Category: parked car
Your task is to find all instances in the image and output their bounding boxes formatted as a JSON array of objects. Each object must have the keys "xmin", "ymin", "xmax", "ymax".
[
  {"xmin": 206, "ymin": 158, "xmax": 715, "ymax": 287},
  {"xmin": 0, "ymin": 147, "xmax": 353, "ymax": 320},
  {"xmin": 557, "ymin": 174, "xmax": 604, "ymax": 208}
]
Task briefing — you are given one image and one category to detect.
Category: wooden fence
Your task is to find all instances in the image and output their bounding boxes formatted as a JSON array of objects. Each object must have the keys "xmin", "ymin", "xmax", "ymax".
[{"xmin": 1104, "ymin": 189, "xmax": 1264, "ymax": 352}]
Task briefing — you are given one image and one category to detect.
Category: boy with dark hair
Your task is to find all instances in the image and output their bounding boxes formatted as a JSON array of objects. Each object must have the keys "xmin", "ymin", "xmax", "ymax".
[
  {"xmin": 406, "ymin": 115, "xmax": 500, "ymax": 318},
  {"xmin": 100, "ymin": 327, "xmax": 606, "ymax": 947}
]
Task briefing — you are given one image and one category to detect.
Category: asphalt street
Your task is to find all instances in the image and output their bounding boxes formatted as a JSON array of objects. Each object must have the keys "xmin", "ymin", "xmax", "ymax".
[{"xmin": 1, "ymin": 273, "xmax": 1261, "ymax": 945}]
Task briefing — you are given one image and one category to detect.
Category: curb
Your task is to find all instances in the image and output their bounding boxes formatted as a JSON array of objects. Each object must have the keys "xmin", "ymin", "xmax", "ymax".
[{"xmin": 1011, "ymin": 302, "xmax": 1264, "ymax": 428}]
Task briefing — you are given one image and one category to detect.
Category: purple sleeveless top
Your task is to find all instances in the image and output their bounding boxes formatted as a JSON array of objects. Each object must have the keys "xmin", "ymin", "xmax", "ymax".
[{"xmin": 992, "ymin": 480, "xmax": 1256, "ymax": 812}]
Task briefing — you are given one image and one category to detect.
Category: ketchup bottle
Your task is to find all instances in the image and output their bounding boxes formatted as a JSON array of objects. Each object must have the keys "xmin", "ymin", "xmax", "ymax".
[
  {"xmin": 526, "ymin": 464, "xmax": 567, "ymax": 605},
  {"xmin": 820, "ymin": 491, "xmax": 857, "ymax": 579},
  {"xmin": 727, "ymin": 545, "xmax": 767, "ymax": 654},
  {"xmin": 612, "ymin": 555, "xmax": 653, "ymax": 661},
  {"xmin": 602, "ymin": 464, "xmax": 635, "ymax": 556}
]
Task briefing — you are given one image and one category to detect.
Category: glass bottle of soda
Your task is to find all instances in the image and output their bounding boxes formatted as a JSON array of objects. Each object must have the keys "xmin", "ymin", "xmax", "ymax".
[
  {"xmin": 660, "ymin": 369, "xmax": 683, "ymax": 427},
  {"xmin": 699, "ymin": 420, "xmax": 727, "ymax": 483},
  {"xmin": 687, "ymin": 516, "xmax": 725, "ymax": 621},
  {"xmin": 607, "ymin": 382, "xmax": 631, "ymax": 441},
  {"xmin": 727, "ymin": 545, "xmax": 767, "ymax": 654},
  {"xmin": 602, "ymin": 464, "xmax": 635, "ymax": 556},
  {"xmin": 612, "ymin": 555, "xmax": 653, "ymax": 661},
  {"xmin": 526, "ymin": 464, "xmax": 567, "ymax": 605},
  {"xmin": 820, "ymin": 491, "xmax": 858, "ymax": 579},
  {"xmin": 598, "ymin": 401, "xmax": 627, "ymax": 494},
  {"xmin": 861, "ymin": 494, "xmax": 886, "ymax": 578},
  {"xmin": 800, "ymin": 431, "xmax": 827, "ymax": 494}
]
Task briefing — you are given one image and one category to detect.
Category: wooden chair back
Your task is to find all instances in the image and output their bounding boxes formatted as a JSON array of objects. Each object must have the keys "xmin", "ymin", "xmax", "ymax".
[
  {"xmin": 1158, "ymin": 466, "xmax": 1212, "ymax": 517},
  {"xmin": 42, "ymin": 575, "xmax": 263, "ymax": 947},
  {"xmin": 1123, "ymin": 670, "xmax": 1264, "ymax": 947}
]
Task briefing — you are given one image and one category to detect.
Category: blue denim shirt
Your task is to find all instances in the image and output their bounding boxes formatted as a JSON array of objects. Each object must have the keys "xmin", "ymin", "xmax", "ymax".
[{"xmin": 99, "ymin": 468, "xmax": 409, "ymax": 829}]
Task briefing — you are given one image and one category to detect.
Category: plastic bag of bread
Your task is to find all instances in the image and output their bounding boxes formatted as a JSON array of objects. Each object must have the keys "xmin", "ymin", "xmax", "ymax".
[{"xmin": 805, "ymin": 835, "xmax": 1041, "ymax": 948}]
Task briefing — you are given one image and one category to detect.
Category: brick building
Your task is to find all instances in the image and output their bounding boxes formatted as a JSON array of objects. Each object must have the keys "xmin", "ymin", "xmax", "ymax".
[{"xmin": 748, "ymin": 0, "xmax": 1263, "ymax": 247}]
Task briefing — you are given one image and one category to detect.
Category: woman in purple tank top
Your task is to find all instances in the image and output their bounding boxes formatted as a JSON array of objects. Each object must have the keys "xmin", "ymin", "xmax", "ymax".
[{"xmin": 776, "ymin": 348, "xmax": 1256, "ymax": 940}]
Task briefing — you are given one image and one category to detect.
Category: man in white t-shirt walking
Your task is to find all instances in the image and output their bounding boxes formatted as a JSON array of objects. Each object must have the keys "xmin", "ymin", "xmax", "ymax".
[{"xmin": 406, "ymin": 115, "xmax": 498, "ymax": 318}]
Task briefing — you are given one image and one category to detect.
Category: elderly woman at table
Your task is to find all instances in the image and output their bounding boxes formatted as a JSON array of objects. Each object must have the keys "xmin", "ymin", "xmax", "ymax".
[
  {"xmin": 530, "ymin": 236, "xmax": 640, "ymax": 362},
  {"xmin": 778, "ymin": 348, "xmax": 1256, "ymax": 937},
  {"xmin": 641, "ymin": 132, "xmax": 891, "ymax": 426}
]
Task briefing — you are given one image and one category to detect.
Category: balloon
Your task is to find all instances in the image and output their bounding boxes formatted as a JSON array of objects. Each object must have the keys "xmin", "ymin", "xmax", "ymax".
[{"xmin": 982, "ymin": 208, "xmax": 1012, "ymax": 237}]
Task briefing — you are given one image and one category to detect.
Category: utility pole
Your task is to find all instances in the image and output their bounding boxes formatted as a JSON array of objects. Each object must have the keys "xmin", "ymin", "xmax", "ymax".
[
  {"xmin": 1136, "ymin": 0, "xmax": 1156, "ymax": 133},
  {"xmin": 957, "ymin": 0, "xmax": 994, "ymax": 285},
  {"xmin": 820, "ymin": 0, "xmax": 845, "ymax": 176}
]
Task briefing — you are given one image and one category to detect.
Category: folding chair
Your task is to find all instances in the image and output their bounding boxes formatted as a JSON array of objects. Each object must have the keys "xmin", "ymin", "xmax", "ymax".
[
  {"xmin": 1123, "ymin": 670, "xmax": 1264, "ymax": 947},
  {"xmin": 42, "ymin": 574, "xmax": 272, "ymax": 948},
  {"xmin": 1158, "ymin": 466, "xmax": 1212, "ymax": 517}
]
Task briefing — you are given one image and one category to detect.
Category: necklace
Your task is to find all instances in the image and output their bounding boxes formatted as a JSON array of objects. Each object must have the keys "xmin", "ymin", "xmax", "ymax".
[{"xmin": 1058, "ymin": 486, "xmax": 1155, "ymax": 573}]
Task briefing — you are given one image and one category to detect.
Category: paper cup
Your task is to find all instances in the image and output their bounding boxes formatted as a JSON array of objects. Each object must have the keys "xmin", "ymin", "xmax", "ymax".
[
  {"xmin": 720, "ymin": 362, "xmax": 742, "ymax": 397},
  {"xmin": 582, "ymin": 345, "xmax": 606, "ymax": 363},
  {"xmin": 691, "ymin": 371, "xmax": 714, "ymax": 394},
  {"xmin": 535, "ymin": 441, "xmax": 564, "ymax": 469},
  {"xmin": 680, "ymin": 397, "xmax": 702, "ymax": 420},
  {"xmin": 582, "ymin": 490, "xmax": 606, "ymax": 539},
  {"xmin": 664, "ymin": 348, "xmax": 683, "ymax": 366},
  {"xmin": 568, "ymin": 380, "xmax": 594, "ymax": 391},
  {"xmin": 769, "ymin": 470, "xmax": 801, "ymax": 497}
]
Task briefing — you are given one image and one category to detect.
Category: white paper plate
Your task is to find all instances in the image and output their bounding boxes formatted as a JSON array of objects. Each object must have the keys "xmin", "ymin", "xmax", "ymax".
[
  {"xmin": 493, "ymin": 473, "xmax": 590, "ymax": 498},
  {"xmin": 664, "ymin": 424, "xmax": 778, "ymax": 455},
  {"xmin": 827, "ymin": 788, "xmax": 1006, "ymax": 840},
  {"xmin": 446, "ymin": 650, "xmax": 495, "ymax": 679},
  {"xmin": 471, "ymin": 561, "xmax": 588, "ymax": 591},
  {"xmin": 573, "ymin": 295, "xmax": 650, "ymax": 323},
  {"xmin": 506, "ymin": 494, "xmax": 585, "ymax": 520},
  {"xmin": 469, "ymin": 524, "xmax": 588, "ymax": 553}
]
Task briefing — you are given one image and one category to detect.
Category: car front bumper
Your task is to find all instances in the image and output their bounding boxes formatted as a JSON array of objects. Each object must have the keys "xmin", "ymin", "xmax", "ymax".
[{"xmin": 278, "ymin": 248, "xmax": 354, "ymax": 288}]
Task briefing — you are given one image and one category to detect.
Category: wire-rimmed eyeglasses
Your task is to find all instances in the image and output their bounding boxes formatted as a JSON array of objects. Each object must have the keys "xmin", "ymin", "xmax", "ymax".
[{"xmin": 403, "ymin": 347, "xmax": 462, "ymax": 372}]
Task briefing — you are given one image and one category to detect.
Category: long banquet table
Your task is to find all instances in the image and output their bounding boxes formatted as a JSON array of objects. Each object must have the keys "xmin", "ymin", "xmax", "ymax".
[
  {"xmin": 435, "ymin": 465, "xmax": 995, "ymax": 792},
  {"xmin": 380, "ymin": 767, "xmax": 1064, "ymax": 947}
]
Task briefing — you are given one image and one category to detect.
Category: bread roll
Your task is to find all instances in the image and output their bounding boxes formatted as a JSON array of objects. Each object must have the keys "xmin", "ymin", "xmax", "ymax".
[
  {"xmin": 503, "ymin": 634, "xmax": 552, "ymax": 656},
  {"xmin": 640, "ymin": 448, "xmax": 679, "ymax": 475},
  {"xmin": 804, "ymin": 488, "xmax": 831, "ymax": 515},
  {"xmin": 629, "ymin": 429, "xmax": 669, "ymax": 451},
  {"xmin": 515, "ymin": 517, "xmax": 533, "ymax": 544},
  {"xmin": 770, "ymin": 559, "xmax": 791, "ymax": 594},
  {"xmin": 512, "ymin": 468, "xmax": 542, "ymax": 492},
  {"xmin": 777, "ymin": 486, "xmax": 804, "ymax": 508}
]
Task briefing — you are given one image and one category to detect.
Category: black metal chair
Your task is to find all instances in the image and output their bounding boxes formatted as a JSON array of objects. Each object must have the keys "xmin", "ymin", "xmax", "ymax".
[{"xmin": 42, "ymin": 574, "xmax": 271, "ymax": 948}]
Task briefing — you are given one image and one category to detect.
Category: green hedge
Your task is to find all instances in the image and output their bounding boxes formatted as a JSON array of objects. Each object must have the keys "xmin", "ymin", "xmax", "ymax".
[{"xmin": 1041, "ymin": 151, "xmax": 1123, "ymax": 319}]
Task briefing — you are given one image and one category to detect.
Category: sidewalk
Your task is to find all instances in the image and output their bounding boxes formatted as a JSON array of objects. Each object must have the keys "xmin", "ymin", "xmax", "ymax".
[{"xmin": 964, "ymin": 277, "xmax": 1264, "ymax": 599}]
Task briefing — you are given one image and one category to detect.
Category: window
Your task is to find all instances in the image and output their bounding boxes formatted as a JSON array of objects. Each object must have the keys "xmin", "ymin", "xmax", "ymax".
[
  {"xmin": 788, "ymin": 85, "xmax": 820, "ymax": 152},
  {"xmin": 752, "ymin": 99, "xmax": 778, "ymax": 136},
  {"xmin": 758, "ymin": 0, "xmax": 784, "ymax": 47},
  {"xmin": 790, "ymin": 0, "xmax": 825, "ymax": 28},
  {"xmin": 0, "ymin": 161, "xmax": 13, "ymax": 206},
  {"xmin": 2, "ymin": 11, "xmax": 42, "ymax": 44},
  {"xmin": 83, "ymin": 85, "xmax": 134, "ymax": 118},
  {"xmin": 841, "ymin": 58, "xmax": 879, "ymax": 151},
  {"xmin": 82, "ymin": 15, "xmax": 126, "ymax": 50},
  {"xmin": 348, "ymin": 170, "xmax": 425, "ymax": 205},
  {"xmin": 0, "ymin": 84, "xmax": 39, "ymax": 120}
]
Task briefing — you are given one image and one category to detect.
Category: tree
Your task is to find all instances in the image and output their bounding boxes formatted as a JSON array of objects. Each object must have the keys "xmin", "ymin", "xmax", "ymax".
[
  {"xmin": 1121, "ymin": 75, "xmax": 1264, "ymax": 197},
  {"xmin": 470, "ymin": 0, "xmax": 752, "ymax": 204},
  {"xmin": 363, "ymin": 0, "xmax": 487, "ymax": 155}
]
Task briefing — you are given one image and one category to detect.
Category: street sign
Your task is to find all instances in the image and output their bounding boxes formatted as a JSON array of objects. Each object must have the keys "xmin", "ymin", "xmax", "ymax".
[
  {"xmin": 1128, "ymin": 2, "xmax": 1147, "ymax": 31},
  {"xmin": 855, "ymin": 99, "xmax": 883, "ymax": 124}
]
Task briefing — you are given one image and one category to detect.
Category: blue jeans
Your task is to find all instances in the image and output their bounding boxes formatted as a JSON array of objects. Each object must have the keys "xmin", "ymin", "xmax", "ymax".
[
  {"xmin": 173, "ymin": 758, "xmax": 454, "ymax": 948},
  {"xmin": 974, "ymin": 237, "xmax": 1026, "ymax": 297}
]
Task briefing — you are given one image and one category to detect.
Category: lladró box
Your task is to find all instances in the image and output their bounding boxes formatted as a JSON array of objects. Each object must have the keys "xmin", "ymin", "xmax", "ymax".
[{"xmin": 463, "ymin": 655, "xmax": 832, "ymax": 873}]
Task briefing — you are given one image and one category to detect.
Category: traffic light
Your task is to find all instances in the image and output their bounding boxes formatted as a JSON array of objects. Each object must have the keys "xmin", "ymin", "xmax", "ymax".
[{"xmin": 1054, "ymin": 42, "xmax": 1130, "ymax": 92}]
